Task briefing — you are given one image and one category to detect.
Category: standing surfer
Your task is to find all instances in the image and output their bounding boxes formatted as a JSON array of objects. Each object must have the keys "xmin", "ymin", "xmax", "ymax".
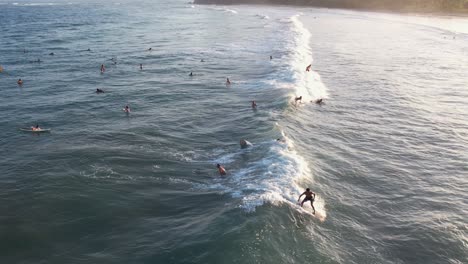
[{"xmin": 298, "ymin": 188, "xmax": 316, "ymax": 214}]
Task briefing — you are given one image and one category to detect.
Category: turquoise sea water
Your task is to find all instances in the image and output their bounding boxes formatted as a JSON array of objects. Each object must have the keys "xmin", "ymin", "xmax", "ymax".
[{"xmin": 1, "ymin": 1, "xmax": 467, "ymax": 263}]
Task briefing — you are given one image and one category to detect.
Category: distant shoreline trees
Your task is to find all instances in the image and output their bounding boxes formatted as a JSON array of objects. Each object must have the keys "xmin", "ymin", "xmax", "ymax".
[{"xmin": 194, "ymin": 0, "xmax": 468, "ymax": 13}]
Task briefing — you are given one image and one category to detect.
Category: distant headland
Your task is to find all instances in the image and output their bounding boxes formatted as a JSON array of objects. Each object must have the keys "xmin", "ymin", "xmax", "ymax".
[{"xmin": 194, "ymin": 0, "xmax": 468, "ymax": 14}]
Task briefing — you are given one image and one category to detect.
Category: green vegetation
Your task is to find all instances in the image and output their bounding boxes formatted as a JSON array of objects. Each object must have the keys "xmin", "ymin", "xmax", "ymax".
[{"xmin": 195, "ymin": 0, "xmax": 468, "ymax": 13}]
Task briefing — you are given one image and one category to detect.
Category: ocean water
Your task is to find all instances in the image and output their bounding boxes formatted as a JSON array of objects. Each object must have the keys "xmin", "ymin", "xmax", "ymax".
[{"xmin": 1, "ymin": 1, "xmax": 467, "ymax": 263}]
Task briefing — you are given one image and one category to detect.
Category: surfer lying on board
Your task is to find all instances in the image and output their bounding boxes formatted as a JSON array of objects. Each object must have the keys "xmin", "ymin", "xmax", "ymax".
[
  {"xmin": 217, "ymin": 164, "xmax": 226, "ymax": 176},
  {"xmin": 31, "ymin": 124, "xmax": 40, "ymax": 131},
  {"xmin": 298, "ymin": 188, "xmax": 316, "ymax": 214}
]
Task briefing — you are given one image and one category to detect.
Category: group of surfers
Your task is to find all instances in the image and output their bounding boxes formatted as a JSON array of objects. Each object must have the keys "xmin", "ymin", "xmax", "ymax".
[
  {"xmin": 215, "ymin": 62, "xmax": 321, "ymax": 215},
  {"xmin": 14, "ymin": 50, "xmax": 319, "ymax": 213}
]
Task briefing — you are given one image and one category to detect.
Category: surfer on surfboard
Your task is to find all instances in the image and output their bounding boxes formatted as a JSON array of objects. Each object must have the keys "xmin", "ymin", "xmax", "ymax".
[
  {"xmin": 306, "ymin": 64, "xmax": 311, "ymax": 72},
  {"xmin": 298, "ymin": 188, "xmax": 316, "ymax": 214},
  {"xmin": 294, "ymin": 96, "xmax": 302, "ymax": 104}
]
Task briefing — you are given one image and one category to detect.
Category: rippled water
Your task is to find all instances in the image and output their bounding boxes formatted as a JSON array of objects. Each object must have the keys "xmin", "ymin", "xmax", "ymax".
[{"xmin": 0, "ymin": 1, "xmax": 467, "ymax": 263}]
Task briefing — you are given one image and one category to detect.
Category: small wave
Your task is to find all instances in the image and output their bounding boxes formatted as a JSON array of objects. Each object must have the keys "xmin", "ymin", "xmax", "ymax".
[
  {"xmin": 19, "ymin": 2, "xmax": 57, "ymax": 6},
  {"xmin": 286, "ymin": 14, "xmax": 328, "ymax": 103},
  {"xmin": 207, "ymin": 6, "xmax": 238, "ymax": 14},
  {"xmin": 80, "ymin": 164, "xmax": 117, "ymax": 179},
  {"xmin": 224, "ymin": 8, "xmax": 237, "ymax": 14},
  {"xmin": 193, "ymin": 126, "xmax": 327, "ymax": 221},
  {"xmin": 255, "ymin": 14, "xmax": 269, "ymax": 20}
]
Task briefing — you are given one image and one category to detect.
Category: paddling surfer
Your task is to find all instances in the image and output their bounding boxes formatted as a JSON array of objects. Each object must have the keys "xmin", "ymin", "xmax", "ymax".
[{"xmin": 217, "ymin": 164, "xmax": 226, "ymax": 176}]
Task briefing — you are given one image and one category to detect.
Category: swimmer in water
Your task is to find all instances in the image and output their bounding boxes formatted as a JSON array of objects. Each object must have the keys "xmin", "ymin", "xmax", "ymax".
[
  {"xmin": 298, "ymin": 188, "xmax": 316, "ymax": 214},
  {"xmin": 226, "ymin": 78, "xmax": 231, "ymax": 85},
  {"xmin": 96, "ymin": 88, "xmax": 104, "ymax": 93},
  {"xmin": 270, "ymin": 55, "xmax": 273, "ymax": 60},
  {"xmin": 251, "ymin": 100, "xmax": 257, "ymax": 109},
  {"xmin": 276, "ymin": 138, "xmax": 286, "ymax": 143},
  {"xmin": 100, "ymin": 64, "xmax": 105, "ymax": 73},
  {"xmin": 240, "ymin": 139, "xmax": 252, "ymax": 149},
  {"xmin": 217, "ymin": 164, "xmax": 227, "ymax": 176},
  {"xmin": 140, "ymin": 64, "xmax": 143, "ymax": 70},
  {"xmin": 123, "ymin": 105, "xmax": 130, "ymax": 113},
  {"xmin": 315, "ymin": 98, "xmax": 323, "ymax": 104},
  {"xmin": 49, "ymin": 52, "xmax": 54, "ymax": 56},
  {"xmin": 306, "ymin": 64, "xmax": 311, "ymax": 72},
  {"xmin": 17, "ymin": 79, "xmax": 23, "ymax": 85},
  {"xmin": 87, "ymin": 48, "xmax": 91, "ymax": 51},
  {"xmin": 148, "ymin": 47, "xmax": 152, "ymax": 51},
  {"xmin": 189, "ymin": 72, "xmax": 193, "ymax": 76}
]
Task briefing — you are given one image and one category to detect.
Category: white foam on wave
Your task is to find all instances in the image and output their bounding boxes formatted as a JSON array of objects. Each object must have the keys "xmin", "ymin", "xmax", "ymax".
[
  {"xmin": 255, "ymin": 14, "xmax": 269, "ymax": 20},
  {"xmin": 287, "ymin": 14, "xmax": 328, "ymax": 102},
  {"xmin": 224, "ymin": 8, "xmax": 238, "ymax": 14},
  {"xmin": 20, "ymin": 2, "xmax": 57, "ymax": 6},
  {"xmin": 206, "ymin": 6, "xmax": 238, "ymax": 15},
  {"xmin": 194, "ymin": 125, "xmax": 327, "ymax": 221}
]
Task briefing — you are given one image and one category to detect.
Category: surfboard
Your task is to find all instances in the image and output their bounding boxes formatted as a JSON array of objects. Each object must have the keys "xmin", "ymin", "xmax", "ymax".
[
  {"xmin": 20, "ymin": 128, "xmax": 51, "ymax": 132},
  {"xmin": 296, "ymin": 200, "xmax": 326, "ymax": 222}
]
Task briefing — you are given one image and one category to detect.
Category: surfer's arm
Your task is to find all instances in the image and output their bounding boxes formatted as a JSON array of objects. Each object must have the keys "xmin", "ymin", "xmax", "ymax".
[{"xmin": 298, "ymin": 192, "xmax": 305, "ymax": 201}]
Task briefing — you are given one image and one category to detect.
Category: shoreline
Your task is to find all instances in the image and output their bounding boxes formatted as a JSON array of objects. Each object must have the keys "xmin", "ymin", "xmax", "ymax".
[{"xmin": 193, "ymin": 1, "xmax": 468, "ymax": 17}]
